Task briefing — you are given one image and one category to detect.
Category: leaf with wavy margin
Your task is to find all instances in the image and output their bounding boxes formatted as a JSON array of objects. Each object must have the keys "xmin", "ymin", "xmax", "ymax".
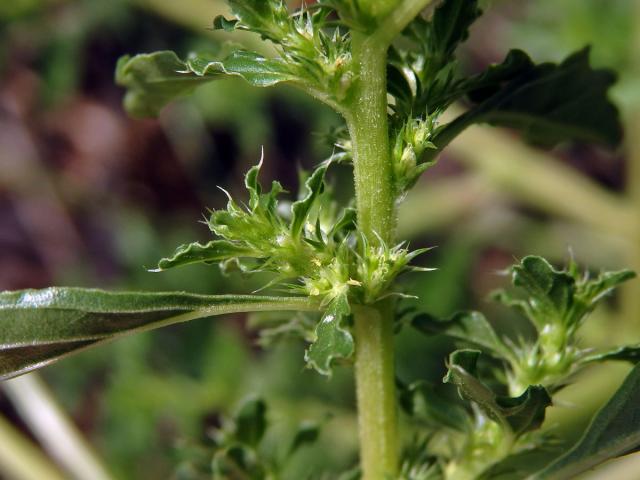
[
  {"xmin": 154, "ymin": 240, "xmax": 256, "ymax": 271},
  {"xmin": 304, "ymin": 294, "xmax": 353, "ymax": 376},
  {"xmin": 444, "ymin": 349, "xmax": 551, "ymax": 435},
  {"xmin": 116, "ymin": 50, "xmax": 296, "ymax": 117}
]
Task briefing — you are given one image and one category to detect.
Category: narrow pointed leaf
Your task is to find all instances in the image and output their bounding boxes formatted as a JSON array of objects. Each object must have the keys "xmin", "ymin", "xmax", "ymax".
[
  {"xmin": 444, "ymin": 349, "xmax": 551, "ymax": 435},
  {"xmin": 290, "ymin": 165, "xmax": 327, "ymax": 239},
  {"xmin": 578, "ymin": 269, "xmax": 636, "ymax": 303},
  {"xmin": 155, "ymin": 240, "xmax": 256, "ymax": 271},
  {"xmin": 116, "ymin": 50, "xmax": 296, "ymax": 118},
  {"xmin": 305, "ymin": 294, "xmax": 353, "ymax": 376},
  {"xmin": 581, "ymin": 345, "xmax": 640, "ymax": 365},
  {"xmin": 0, "ymin": 288, "xmax": 317, "ymax": 380},
  {"xmin": 531, "ymin": 362, "xmax": 640, "ymax": 480},
  {"xmin": 328, "ymin": 207, "xmax": 356, "ymax": 239}
]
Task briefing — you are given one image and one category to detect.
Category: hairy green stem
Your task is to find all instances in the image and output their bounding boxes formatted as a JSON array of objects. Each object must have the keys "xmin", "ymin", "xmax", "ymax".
[
  {"xmin": 354, "ymin": 302, "xmax": 398, "ymax": 480},
  {"xmin": 346, "ymin": 34, "xmax": 396, "ymax": 243},
  {"xmin": 346, "ymin": 33, "xmax": 399, "ymax": 479}
]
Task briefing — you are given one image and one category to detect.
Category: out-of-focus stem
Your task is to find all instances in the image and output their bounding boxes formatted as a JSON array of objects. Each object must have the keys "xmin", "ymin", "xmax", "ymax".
[
  {"xmin": 620, "ymin": 2, "xmax": 640, "ymax": 327},
  {"xmin": 3, "ymin": 374, "xmax": 114, "ymax": 480},
  {"xmin": 0, "ymin": 415, "xmax": 66, "ymax": 480},
  {"xmin": 621, "ymin": 109, "xmax": 640, "ymax": 327},
  {"xmin": 447, "ymin": 121, "xmax": 637, "ymax": 240}
]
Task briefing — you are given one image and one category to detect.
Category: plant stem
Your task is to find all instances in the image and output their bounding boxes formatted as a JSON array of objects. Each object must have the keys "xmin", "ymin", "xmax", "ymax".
[
  {"xmin": 0, "ymin": 414, "xmax": 66, "ymax": 480},
  {"xmin": 346, "ymin": 33, "xmax": 399, "ymax": 479},
  {"xmin": 353, "ymin": 302, "xmax": 398, "ymax": 479},
  {"xmin": 3, "ymin": 375, "xmax": 114, "ymax": 480},
  {"xmin": 621, "ymin": 2, "xmax": 640, "ymax": 329},
  {"xmin": 346, "ymin": 34, "xmax": 396, "ymax": 244}
]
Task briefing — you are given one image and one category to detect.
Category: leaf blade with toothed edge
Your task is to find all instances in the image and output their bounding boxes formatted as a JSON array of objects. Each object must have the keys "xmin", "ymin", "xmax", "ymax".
[
  {"xmin": 305, "ymin": 293, "xmax": 354, "ymax": 376},
  {"xmin": 116, "ymin": 50, "xmax": 296, "ymax": 118},
  {"xmin": 154, "ymin": 240, "xmax": 257, "ymax": 271}
]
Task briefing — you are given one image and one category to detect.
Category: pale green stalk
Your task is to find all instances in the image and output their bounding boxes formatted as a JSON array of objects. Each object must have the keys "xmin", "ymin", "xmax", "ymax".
[
  {"xmin": 3, "ymin": 375, "xmax": 114, "ymax": 480},
  {"xmin": 346, "ymin": 34, "xmax": 396, "ymax": 243},
  {"xmin": 344, "ymin": 3, "xmax": 437, "ymax": 476},
  {"xmin": 0, "ymin": 415, "xmax": 66, "ymax": 480},
  {"xmin": 345, "ymin": 30, "xmax": 398, "ymax": 480},
  {"xmin": 623, "ymin": 110, "xmax": 640, "ymax": 328},
  {"xmin": 621, "ymin": 2, "xmax": 640, "ymax": 328},
  {"xmin": 347, "ymin": 39, "xmax": 398, "ymax": 476}
]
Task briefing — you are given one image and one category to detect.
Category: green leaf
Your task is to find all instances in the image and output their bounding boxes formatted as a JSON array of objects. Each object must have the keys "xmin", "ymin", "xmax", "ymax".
[
  {"xmin": 212, "ymin": 445, "xmax": 264, "ymax": 479},
  {"xmin": 461, "ymin": 49, "xmax": 534, "ymax": 99},
  {"xmin": 212, "ymin": 15, "xmax": 237, "ymax": 32},
  {"xmin": 428, "ymin": 0, "xmax": 481, "ymax": 59},
  {"xmin": 531, "ymin": 363, "xmax": 640, "ymax": 480},
  {"xmin": 154, "ymin": 240, "xmax": 257, "ymax": 271},
  {"xmin": 227, "ymin": 0, "xmax": 287, "ymax": 41},
  {"xmin": 581, "ymin": 345, "xmax": 640, "ymax": 365},
  {"xmin": 115, "ymin": 51, "xmax": 204, "ymax": 118},
  {"xmin": 577, "ymin": 269, "xmax": 636, "ymax": 305},
  {"xmin": 290, "ymin": 165, "xmax": 327, "ymax": 240},
  {"xmin": 444, "ymin": 350, "xmax": 551, "ymax": 435},
  {"xmin": 431, "ymin": 48, "xmax": 623, "ymax": 154},
  {"xmin": 400, "ymin": 380, "xmax": 470, "ymax": 432},
  {"xmin": 304, "ymin": 294, "xmax": 354, "ymax": 376},
  {"xmin": 0, "ymin": 288, "xmax": 317, "ymax": 380},
  {"xmin": 496, "ymin": 385, "xmax": 552, "ymax": 437},
  {"xmin": 388, "ymin": 0, "xmax": 481, "ymax": 117},
  {"xmin": 493, "ymin": 256, "xmax": 635, "ymax": 334},
  {"xmin": 234, "ymin": 397, "xmax": 267, "ymax": 447},
  {"xmin": 289, "ymin": 422, "xmax": 320, "ymax": 455},
  {"xmin": 411, "ymin": 311, "xmax": 513, "ymax": 360},
  {"xmin": 186, "ymin": 51, "xmax": 294, "ymax": 87},
  {"xmin": 116, "ymin": 50, "xmax": 295, "ymax": 118},
  {"xmin": 507, "ymin": 256, "xmax": 575, "ymax": 330},
  {"xmin": 327, "ymin": 207, "xmax": 356, "ymax": 240}
]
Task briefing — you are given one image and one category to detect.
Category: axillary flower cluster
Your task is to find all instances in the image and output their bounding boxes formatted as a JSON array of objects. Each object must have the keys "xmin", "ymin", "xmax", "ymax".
[{"xmin": 154, "ymin": 156, "xmax": 429, "ymax": 374}]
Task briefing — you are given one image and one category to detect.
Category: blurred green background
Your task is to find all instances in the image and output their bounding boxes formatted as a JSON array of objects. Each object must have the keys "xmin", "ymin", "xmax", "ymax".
[{"xmin": 0, "ymin": 0, "xmax": 639, "ymax": 479}]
